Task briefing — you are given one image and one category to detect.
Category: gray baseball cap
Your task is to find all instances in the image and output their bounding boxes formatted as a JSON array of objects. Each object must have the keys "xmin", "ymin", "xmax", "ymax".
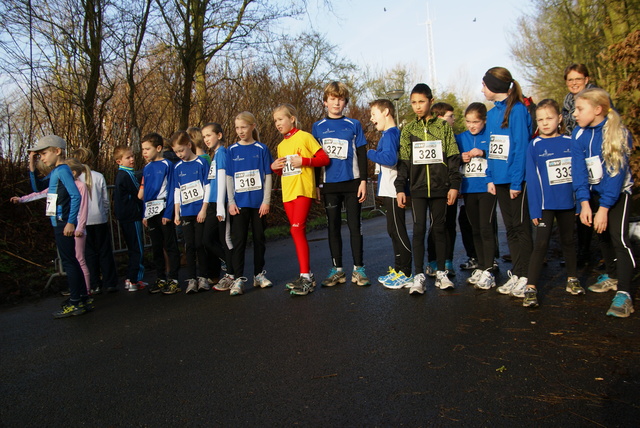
[{"xmin": 28, "ymin": 135, "xmax": 67, "ymax": 152}]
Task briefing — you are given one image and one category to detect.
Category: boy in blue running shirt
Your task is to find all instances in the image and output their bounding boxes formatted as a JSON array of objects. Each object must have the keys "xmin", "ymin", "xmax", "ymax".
[
  {"xmin": 113, "ymin": 145, "xmax": 146, "ymax": 292},
  {"xmin": 138, "ymin": 133, "xmax": 181, "ymax": 295},
  {"xmin": 312, "ymin": 81, "xmax": 371, "ymax": 287}
]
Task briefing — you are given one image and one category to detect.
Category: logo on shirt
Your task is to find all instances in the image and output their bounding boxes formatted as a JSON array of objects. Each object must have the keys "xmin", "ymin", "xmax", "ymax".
[
  {"xmin": 539, "ymin": 149, "xmax": 554, "ymax": 157},
  {"xmin": 321, "ymin": 129, "xmax": 335, "ymax": 135},
  {"xmin": 233, "ymin": 155, "xmax": 244, "ymax": 161},
  {"xmin": 178, "ymin": 171, "xmax": 187, "ymax": 177}
]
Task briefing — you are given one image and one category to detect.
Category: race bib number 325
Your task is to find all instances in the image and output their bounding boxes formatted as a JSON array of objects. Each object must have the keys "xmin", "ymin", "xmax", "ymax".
[{"xmin": 489, "ymin": 135, "xmax": 510, "ymax": 161}]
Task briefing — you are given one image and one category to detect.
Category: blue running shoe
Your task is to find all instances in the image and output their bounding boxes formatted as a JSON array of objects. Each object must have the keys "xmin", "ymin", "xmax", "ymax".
[
  {"xmin": 588, "ymin": 274, "xmax": 618, "ymax": 293},
  {"xmin": 606, "ymin": 291, "xmax": 635, "ymax": 317}
]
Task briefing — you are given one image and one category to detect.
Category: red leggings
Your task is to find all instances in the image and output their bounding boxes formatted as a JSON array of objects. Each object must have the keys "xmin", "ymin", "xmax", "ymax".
[{"xmin": 284, "ymin": 196, "xmax": 313, "ymax": 274}]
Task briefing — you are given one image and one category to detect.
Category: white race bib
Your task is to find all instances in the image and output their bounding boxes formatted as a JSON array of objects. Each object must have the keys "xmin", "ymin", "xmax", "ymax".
[
  {"xmin": 282, "ymin": 155, "xmax": 301, "ymax": 177},
  {"xmin": 412, "ymin": 140, "xmax": 443, "ymax": 165},
  {"xmin": 234, "ymin": 169, "xmax": 262, "ymax": 193},
  {"xmin": 585, "ymin": 155, "xmax": 603, "ymax": 185},
  {"xmin": 489, "ymin": 135, "xmax": 510, "ymax": 160},
  {"xmin": 144, "ymin": 199, "xmax": 166, "ymax": 219},
  {"xmin": 207, "ymin": 160, "xmax": 217, "ymax": 180},
  {"xmin": 463, "ymin": 157, "xmax": 487, "ymax": 178},
  {"xmin": 323, "ymin": 138, "xmax": 348, "ymax": 160},
  {"xmin": 46, "ymin": 193, "xmax": 57, "ymax": 217},
  {"xmin": 180, "ymin": 180, "xmax": 204, "ymax": 205},
  {"xmin": 546, "ymin": 157, "xmax": 572, "ymax": 186}
]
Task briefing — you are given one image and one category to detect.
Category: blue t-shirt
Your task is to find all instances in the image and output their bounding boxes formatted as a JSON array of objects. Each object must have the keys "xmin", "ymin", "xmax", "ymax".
[
  {"xmin": 526, "ymin": 135, "xmax": 575, "ymax": 219},
  {"xmin": 172, "ymin": 157, "xmax": 210, "ymax": 217},
  {"xmin": 312, "ymin": 116, "xmax": 367, "ymax": 184},
  {"xmin": 142, "ymin": 159, "xmax": 175, "ymax": 220},
  {"xmin": 207, "ymin": 146, "xmax": 229, "ymax": 204},
  {"xmin": 46, "ymin": 164, "xmax": 81, "ymax": 227},
  {"xmin": 456, "ymin": 128, "xmax": 490, "ymax": 194},
  {"xmin": 227, "ymin": 141, "xmax": 273, "ymax": 209}
]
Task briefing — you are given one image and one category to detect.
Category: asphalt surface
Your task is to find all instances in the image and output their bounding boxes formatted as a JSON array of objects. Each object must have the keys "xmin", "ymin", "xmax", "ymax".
[{"xmin": 1, "ymin": 212, "xmax": 640, "ymax": 427}]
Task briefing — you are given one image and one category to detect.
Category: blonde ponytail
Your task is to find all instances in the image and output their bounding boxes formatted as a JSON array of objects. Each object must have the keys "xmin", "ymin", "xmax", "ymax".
[{"xmin": 576, "ymin": 88, "xmax": 630, "ymax": 176}]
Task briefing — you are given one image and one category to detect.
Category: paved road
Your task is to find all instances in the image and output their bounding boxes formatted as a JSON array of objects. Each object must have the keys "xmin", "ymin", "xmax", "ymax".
[{"xmin": 1, "ymin": 213, "xmax": 639, "ymax": 426}]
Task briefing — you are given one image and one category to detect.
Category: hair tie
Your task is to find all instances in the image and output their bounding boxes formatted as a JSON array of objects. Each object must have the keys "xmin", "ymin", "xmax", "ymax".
[{"xmin": 608, "ymin": 107, "xmax": 612, "ymax": 113}]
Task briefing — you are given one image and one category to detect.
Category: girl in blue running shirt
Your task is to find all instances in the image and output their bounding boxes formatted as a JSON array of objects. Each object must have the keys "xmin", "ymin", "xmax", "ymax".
[
  {"xmin": 571, "ymin": 88, "xmax": 635, "ymax": 318},
  {"xmin": 457, "ymin": 103, "xmax": 497, "ymax": 291},
  {"xmin": 225, "ymin": 111, "xmax": 274, "ymax": 296},
  {"xmin": 202, "ymin": 122, "xmax": 235, "ymax": 292},
  {"xmin": 171, "ymin": 130, "xmax": 211, "ymax": 295},
  {"xmin": 522, "ymin": 99, "xmax": 581, "ymax": 308},
  {"xmin": 482, "ymin": 66, "xmax": 533, "ymax": 298}
]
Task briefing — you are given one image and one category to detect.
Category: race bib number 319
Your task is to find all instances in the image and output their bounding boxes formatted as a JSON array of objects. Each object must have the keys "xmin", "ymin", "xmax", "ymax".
[{"xmin": 235, "ymin": 169, "xmax": 262, "ymax": 193}]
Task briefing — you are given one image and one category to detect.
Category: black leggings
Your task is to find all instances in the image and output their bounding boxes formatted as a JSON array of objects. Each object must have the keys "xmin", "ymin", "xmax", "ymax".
[
  {"xmin": 591, "ymin": 192, "xmax": 635, "ymax": 294},
  {"xmin": 230, "ymin": 207, "xmax": 266, "ymax": 278},
  {"xmin": 323, "ymin": 191, "xmax": 363, "ymax": 267},
  {"xmin": 382, "ymin": 196, "xmax": 412, "ymax": 276},
  {"xmin": 527, "ymin": 209, "xmax": 577, "ymax": 287},
  {"xmin": 181, "ymin": 216, "xmax": 207, "ymax": 279},
  {"xmin": 147, "ymin": 211, "xmax": 180, "ymax": 280},
  {"xmin": 495, "ymin": 184, "xmax": 533, "ymax": 277},
  {"xmin": 203, "ymin": 203, "xmax": 233, "ymax": 278},
  {"xmin": 411, "ymin": 197, "xmax": 447, "ymax": 273},
  {"xmin": 464, "ymin": 192, "xmax": 497, "ymax": 270},
  {"xmin": 428, "ymin": 202, "xmax": 457, "ymax": 262}
]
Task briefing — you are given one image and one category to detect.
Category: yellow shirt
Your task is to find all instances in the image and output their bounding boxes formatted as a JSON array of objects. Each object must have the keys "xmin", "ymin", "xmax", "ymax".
[{"xmin": 277, "ymin": 130, "xmax": 322, "ymax": 202}]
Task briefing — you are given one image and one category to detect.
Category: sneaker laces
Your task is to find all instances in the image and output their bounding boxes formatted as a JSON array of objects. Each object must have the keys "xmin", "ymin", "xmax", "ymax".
[
  {"xmin": 597, "ymin": 274, "xmax": 610, "ymax": 283},
  {"xmin": 611, "ymin": 292, "xmax": 629, "ymax": 307}
]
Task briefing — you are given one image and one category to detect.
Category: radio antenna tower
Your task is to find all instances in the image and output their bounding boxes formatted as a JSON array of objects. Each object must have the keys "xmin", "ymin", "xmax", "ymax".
[{"xmin": 424, "ymin": 4, "xmax": 437, "ymax": 87}]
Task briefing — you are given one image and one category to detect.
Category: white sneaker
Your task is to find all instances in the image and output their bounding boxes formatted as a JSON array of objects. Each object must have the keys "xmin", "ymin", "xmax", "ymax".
[
  {"xmin": 510, "ymin": 276, "xmax": 529, "ymax": 298},
  {"xmin": 197, "ymin": 276, "xmax": 211, "ymax": 291},
  {"xmin": 474, "ymin": 270, "xmax": 496, "ymax": 290},
  {"xmin": 409, "ymin": 273, "xmax": 426, "ymax": 295},
  {"xmin": 497, "ymin": 271, "xmax": 518, "ymax": 295},
  {"xmin": 436, "ymin": 271, "xmax": 454, "ymax": 289},
  {"xmin": 230, "ymin": 277, "xmax": 246, "ymax": 296},
  {"xmin": 253, "ymin": 270, "xmax": 273, "ymax": 288},
  {"xmin": 185, "ymin": 278, "xmax": 198, "ymax": 294},
  {"xmin": 467, "ymin": 269, "xmax": 483, "ymax": 285}
]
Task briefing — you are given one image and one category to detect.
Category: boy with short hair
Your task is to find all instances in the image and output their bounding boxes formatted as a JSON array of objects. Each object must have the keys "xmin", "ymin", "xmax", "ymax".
[
  {"xmin": 138, "ymin": 133, "xmax": 181, "ymax": 294},
  {"xmin": 113, "ymin": 145, "xmax": 146, "ymax": 291},
  {"xmin": 431, "ymin": 102, "xmax": 456, "ymax": 127},
  {"xmin": 395, "ymin": 83, "xmax": 461, "ymax": 294},
  {"xmin": 312, "ymin": 81, "xmax": 371, "ymax": 286},
  {"xmin": 13, "ymin": 136, "xmax": 87, "ymax": 317},
  {"xmin": 367, "ymin": 99, "xmax": 412, "ymax": 289}
]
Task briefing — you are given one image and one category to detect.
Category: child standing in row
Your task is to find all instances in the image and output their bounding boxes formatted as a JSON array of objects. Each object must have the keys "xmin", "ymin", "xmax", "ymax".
[
  {"xmin": 395, "ymin": 83, "xmax": 461, "ymax": 294},
  {"xmin": 457, "ymin": 103, "xmax": 498, "ymax": 290},
  {"xmin": 72, "ymin": 147, "xmax": 118, "ymax": 294},
  {"xmin": 572, "ymin": 88, "xmax": 635, "ymax": 317},
  {"xmin": 312, "ymin": 81, "xmax": 371, "ymax": 287},
  {"xmin": 522, "ymin": 99, "xmax": 582, "ymax": 308},
  {"xmin": 15, "ymin": 136, "xmax": 87, "ymax": 317},
  {"xmin": 367, "ymin": 99, "xmax": 413, "ymax": 289},
  {"xmin": 170, "ymin": 131, "xmax": 210, "ymax": 294},
  {"xmin": 482, "ymin": 67, "xmax": 533, "ymax": 298},
  {"xmin": 271, "ymin": 104, "xmax": 330, "ymax": 296},
  {"xmin": 113, "ymin": 146, "xmax": 146, "ymax": 291},
  {"xmin": 202, "ymin": 122, "xmax": 235, "ymax": 291},
  {"xmin": 139, "ymin": 133, "xmax": 181, "ymax": 295},
  {"xmin": 226, "ymin": 112, "xmax": 274, "ymax": 296}
]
